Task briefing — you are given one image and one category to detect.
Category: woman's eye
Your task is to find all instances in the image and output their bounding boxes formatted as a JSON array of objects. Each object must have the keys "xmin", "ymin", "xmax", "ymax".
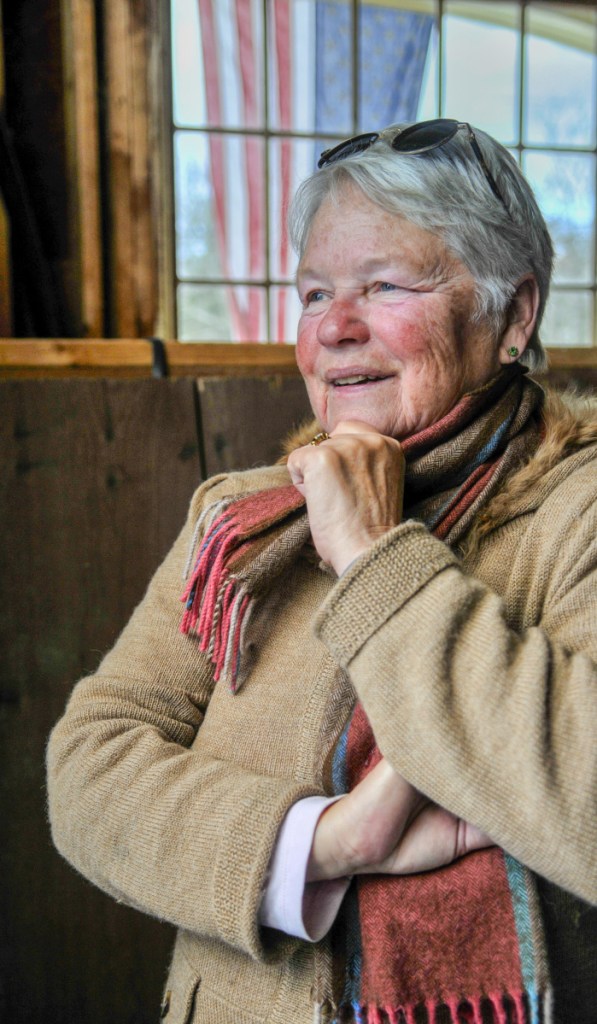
[
  {"xmin": 379, "ymin": 282, "xmax": 398, "ymax": 292},
  {"xmin": 305, "ymin": 290, "xmax": 326, "ymax": 305}
]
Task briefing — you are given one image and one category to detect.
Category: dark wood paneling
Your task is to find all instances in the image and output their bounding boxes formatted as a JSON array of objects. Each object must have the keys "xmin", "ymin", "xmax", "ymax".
[
  {"xmin": 0, "ymin": 375, "xmax": 310, "ymax": 1023},
  {"xmin": 0, "ymin": 379, "xmax": 202, "ymax": 1023},
  {"xmin": 197, "ymin": 375, "xmax": 313, "ymax": 475}
]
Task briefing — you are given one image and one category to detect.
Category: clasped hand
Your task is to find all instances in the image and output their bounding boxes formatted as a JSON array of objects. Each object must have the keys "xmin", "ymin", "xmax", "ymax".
[
  {"xmin": 307, "ymin": 758, "xmax": 492, "ymax": 882},
  {"xmin": 286, "ymin": 420, "xmax": 405, "ymax": 576}
]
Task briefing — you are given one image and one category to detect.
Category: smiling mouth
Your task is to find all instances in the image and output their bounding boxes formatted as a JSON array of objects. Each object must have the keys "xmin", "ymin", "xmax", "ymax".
[{"xmin": 333, "ymin": 374, "xmax": 389, "ymax": 386}]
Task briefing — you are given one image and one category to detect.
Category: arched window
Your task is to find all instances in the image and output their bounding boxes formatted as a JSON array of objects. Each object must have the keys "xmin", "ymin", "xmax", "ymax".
[{"xmin": 171, "ymin": 1, "xmax": 597, "ymax": 347}]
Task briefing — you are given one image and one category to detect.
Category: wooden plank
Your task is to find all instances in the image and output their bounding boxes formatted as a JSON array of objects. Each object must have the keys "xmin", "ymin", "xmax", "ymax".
[
  {"xmin": 0, "ymin": 340, "xmax": 301, "ymax": 377},
  {"xmin": 197, "ymin": 375, "xmax": 313, "ymax": 475},
  {"xmin": 61, "ymin": 0, "xmax": 104, "ymax": 336},
  {"xmin": 0, "ymin": 189, "xmax": 11, "ymax": 336},
  {"xmin": 102, "ymin": 0, "xmax": 158, "ymax": 337},
  {"xmin": 103, "ymin": 0, "xmax": 134, "ymax": 336},
  {"xmin": 0, "ymin": 378, "xmax": 201, "ymax": 1022},
  {"xmin": 148, "ymin": 0, "xmax": 176, "ymax": 338},
  {"xmin": 542, "ymin": 346, "xmax": 597, "ymax": 369},
  {"xmin": 129, "ymin": 0, "xmax": 158, "ymax": 335}
]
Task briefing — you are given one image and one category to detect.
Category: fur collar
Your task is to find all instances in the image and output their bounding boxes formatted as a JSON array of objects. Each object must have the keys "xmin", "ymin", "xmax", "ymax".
[{"xmin": 466, "ymin": 385, "xmax": 597, "ymax": 547}]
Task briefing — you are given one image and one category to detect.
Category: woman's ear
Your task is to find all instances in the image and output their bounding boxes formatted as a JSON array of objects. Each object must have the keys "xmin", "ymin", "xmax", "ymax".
[{"xmin": 498, "ymin": 275, "xmax": 540, "ymax": 364}]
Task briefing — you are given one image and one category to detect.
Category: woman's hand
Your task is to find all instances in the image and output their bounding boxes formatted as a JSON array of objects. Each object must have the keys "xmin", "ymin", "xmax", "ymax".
[
  {"xmin": 286, "ymin": 421, "xmax": 405, "ymax": 576},
  {"xmin": 307, "ymin": 758, "xmax": 492, "ymax": 882}
]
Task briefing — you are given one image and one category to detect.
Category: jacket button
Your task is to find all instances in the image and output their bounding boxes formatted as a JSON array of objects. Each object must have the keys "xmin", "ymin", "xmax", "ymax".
[{"xmin": 160, "ymin": 991, "xmax": 171, "ymax": 1018}]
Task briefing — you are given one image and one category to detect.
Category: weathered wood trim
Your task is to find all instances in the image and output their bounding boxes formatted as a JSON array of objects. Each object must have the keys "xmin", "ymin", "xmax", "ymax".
[
  {"xmin": 148, "ymin": 0, "xmax": 176, "ymax": 339},
  {"xmin": 0, "ymin": 340, "xmax": 596, "ymax": 380},
  {"xmin": 0, "ymin": 192, "xmax": 10, "ymax": 336},
  {"xmin": 541, "ymin": 347, "xmax": 597, "ymax": 369},
  {"xmin": 61, "ymin": 0, "xmax": 103, "ymax": 336},
  {"xmin": 102, "ymin": 0, "xmax": 159, "ymax": 337},
  {"xmin": 0, "ymin": 340, "xmax": 300, "ymax": 377}
]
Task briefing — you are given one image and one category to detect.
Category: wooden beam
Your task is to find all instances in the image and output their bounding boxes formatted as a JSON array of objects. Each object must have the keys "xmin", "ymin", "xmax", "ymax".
[
  {"xmin": 0, "ymin": 340, "xmax": 300, "ymax": 378},
  {"xmin": 61, "ymin": 0, "xmax": 104, "ymax": 336},
  {"xmin": 541, "ymin": 347, "xmax": 597, "ymax": 369},
  {"xmin": 102, "ymin": 0, "xmax": 159, "ymax": 337},
  {"xmin": 148, "ymin": 0, "xmax": 176, "ymax": 339},
  {"xmin": 0, "ymin": 186, "xmax": 10, "ymax": 336},
  {"xmin": 0, "ymin": 340, "xmax": 595, "ymax": 380}
]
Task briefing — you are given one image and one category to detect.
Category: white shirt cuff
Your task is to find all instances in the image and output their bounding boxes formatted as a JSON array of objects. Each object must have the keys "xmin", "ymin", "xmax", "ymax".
[{"xmin": 259, "ymin": 795, "xmax": 350, "ymax": 942}]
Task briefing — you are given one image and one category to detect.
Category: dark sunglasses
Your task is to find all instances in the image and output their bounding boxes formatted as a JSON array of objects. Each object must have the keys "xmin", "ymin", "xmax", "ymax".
[{"xmin": 317, "ymin": 118, "xmax": 510, "ymax": 215}]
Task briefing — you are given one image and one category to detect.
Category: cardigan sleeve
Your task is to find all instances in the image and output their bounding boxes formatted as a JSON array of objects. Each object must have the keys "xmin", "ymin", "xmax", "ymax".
[
  {"xmin": 46, "ymin": 472, "xmax": 319, "ymax": 962},
  {"xmin": 314, "ymin": 458, "xmax": 597, "ymax": 905}
]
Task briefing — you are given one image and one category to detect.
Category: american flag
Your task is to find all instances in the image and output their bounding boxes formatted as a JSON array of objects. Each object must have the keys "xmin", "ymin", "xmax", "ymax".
[{"xmin": 193, "ymin": 0, "xmax": 433, "ymax": 342}]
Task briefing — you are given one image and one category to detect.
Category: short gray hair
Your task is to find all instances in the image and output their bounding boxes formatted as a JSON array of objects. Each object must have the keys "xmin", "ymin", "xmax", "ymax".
[{"xmin": 289, "ymin": 124, "xmax": 554, "ymax": 370}]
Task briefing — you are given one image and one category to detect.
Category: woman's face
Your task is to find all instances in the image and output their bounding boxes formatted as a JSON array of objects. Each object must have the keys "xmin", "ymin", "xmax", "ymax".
[{"xmin": 296, "ymin": 185, "xmax": 504, "ymax": 439}]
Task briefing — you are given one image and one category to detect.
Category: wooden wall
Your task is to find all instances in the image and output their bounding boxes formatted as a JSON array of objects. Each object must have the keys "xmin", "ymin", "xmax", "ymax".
[{"xmin": 0, "ymin": 374, "xmax": 311, "ymax": 1023}]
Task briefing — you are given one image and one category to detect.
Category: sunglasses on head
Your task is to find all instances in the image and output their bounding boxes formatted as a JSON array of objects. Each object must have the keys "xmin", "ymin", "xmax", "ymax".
[{"xmin": 317, "ymin": 118, "xmax": 510, "ymax": 216}]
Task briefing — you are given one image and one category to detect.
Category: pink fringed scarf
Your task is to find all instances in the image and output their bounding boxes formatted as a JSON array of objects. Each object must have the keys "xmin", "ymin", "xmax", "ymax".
[
  {"xmin": 181, "ymin": 367, "xmax": 552, "ymax": 1023},
  {"xmin": 181, "ymin": 368, "xmax": 542, "ymax": 693}
]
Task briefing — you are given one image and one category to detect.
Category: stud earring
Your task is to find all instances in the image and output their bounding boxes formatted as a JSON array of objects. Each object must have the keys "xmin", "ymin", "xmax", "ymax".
[{"xmin": 507, "ymin": 346, "xmax": 519, "ymax": 359}]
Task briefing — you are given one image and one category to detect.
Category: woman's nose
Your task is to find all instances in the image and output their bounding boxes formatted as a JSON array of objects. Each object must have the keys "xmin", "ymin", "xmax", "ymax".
[{"xmin": 316, "ymin": 296, "xmax": 369, "ymax": 346}]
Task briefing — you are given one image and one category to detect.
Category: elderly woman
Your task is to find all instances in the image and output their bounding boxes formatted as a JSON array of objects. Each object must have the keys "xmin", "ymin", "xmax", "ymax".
[{"xmin": 48, "ymin": 120, "xmax": 596, "ymax": 1024}]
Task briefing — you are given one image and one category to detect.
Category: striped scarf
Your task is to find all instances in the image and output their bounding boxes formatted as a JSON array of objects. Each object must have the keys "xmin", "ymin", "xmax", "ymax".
[
  {"xmin": 330, "ymin": 702, "xmax": 551, "ymax": 1024},
  {"xmin": 181, "ymin": 367, "xmax": 552, "ymax": 1023}
]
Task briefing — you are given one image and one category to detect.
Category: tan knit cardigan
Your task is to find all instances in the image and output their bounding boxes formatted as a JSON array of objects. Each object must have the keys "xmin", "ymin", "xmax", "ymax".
[{"xmin": 47, "ymin": 389, "xmax": 597, "ymax": 1024}]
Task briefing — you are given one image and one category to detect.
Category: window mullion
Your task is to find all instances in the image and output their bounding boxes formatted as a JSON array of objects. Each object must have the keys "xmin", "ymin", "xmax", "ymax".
[{"xmin": 353, "ymin": 0, "xmax": 359, "ymax": 133}]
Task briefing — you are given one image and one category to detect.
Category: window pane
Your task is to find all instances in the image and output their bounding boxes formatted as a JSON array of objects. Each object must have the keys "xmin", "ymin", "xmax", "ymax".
[
  {"xmin": 442, "ymin": 3, "xmax": 520, "ymax": 143},
  {"xmin": 269, "ymin": 286, "xmax": 302, "ymax": 343},
  {"xmin": 171, "ymin": 0, "xmax": 205, "ymax": 127},
  {"xmin": 267, "ymin": 0, "xmax": 316, "ymax": 133},
  {"xmin": 175, "ymin": 131, "xmax": 266, "ymax": 282},
  {"xmin": 267, "ymin": 0, "xmax": 439, "ymax": 135},
  {"xmin": 541, "ymin": 289, "xmax": 593, "ymax": 348},
  {"xmin": 174, "ymin": 132, "xmax": 217, "ymax": 279},
  {"xmin": 418, "ymin": 15, "xmax": 440, "ymax": 121},
  {"xmin": 178, "ymin": 284, "xmax": 267, "ymax": 341},
  {"xmin": 523, "ymin": 151, "xmax": 595, "ymax": 285},
  {"xmin": 173, "ymin": 0, "xmax": 264, "ymax": 130},
  {"xmin": 267, "ymin": 0, "xmax": 348, "ymax": 134},
  {"xmin": 524, "ymin": 4, "xmax": 597, "ymax": 147},
  {"xmin": 268, "ymin": 137, "xmax": 322, "ymax": 282},
  {"xmin": 358, "ymin": 1, "xmax": 436, "ymax": 130}
]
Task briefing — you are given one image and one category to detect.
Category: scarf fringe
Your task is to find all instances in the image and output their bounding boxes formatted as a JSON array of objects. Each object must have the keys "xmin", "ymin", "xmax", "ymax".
[
  {"xmin": 328, "ymin": 989, "xmax": 550, "ymax": 1024},
  {"xmin": 180, "ymin": 504, "xmax": 256, "ymax": 692},
  {"xmin": 180, "ymin": 486, "xmax": 307, "ymax": 692}
]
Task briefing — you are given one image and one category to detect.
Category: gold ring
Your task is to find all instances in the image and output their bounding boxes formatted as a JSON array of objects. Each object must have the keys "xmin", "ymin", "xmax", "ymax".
[{"xmin": 309, "ymin": 431, "xmax": 330, "ymax": 446}]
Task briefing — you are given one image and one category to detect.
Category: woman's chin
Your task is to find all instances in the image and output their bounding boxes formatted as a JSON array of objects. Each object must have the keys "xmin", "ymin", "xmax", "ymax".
[{"xmin": 324, "ymin": 405, "xmax": 407, "ymax": 439}]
